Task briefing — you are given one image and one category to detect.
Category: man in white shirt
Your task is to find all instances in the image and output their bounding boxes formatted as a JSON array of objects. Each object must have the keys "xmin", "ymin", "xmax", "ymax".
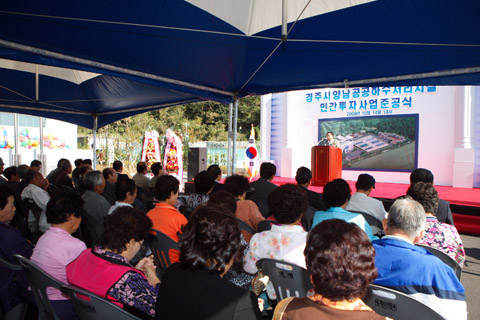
[
  {"xmin": 346, "ymin": 173, "xmax": 387, "ymax": 234},
  {"xmin": 108, "ymin": 178, "xmax": 137, "ymax": 215},
  {"xmin": 21, "ymin": 169, "xmax": 51, "ymax": 232}
]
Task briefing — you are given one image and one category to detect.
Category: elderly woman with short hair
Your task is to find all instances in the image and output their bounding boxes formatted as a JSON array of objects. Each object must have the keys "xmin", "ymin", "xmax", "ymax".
[
  {"xmin": 274, "ymin": 219, "xmax": 386, "ymax": 319},
  {"xmin": 156, "ymin": 205, "xmax": 262, "ymax": 320},
  {"xmin": 67, "ymin": 207, "xmax": 160, "ymax": 319},
  {"xmin": 31, "ymin": 194, "xmax": 86, "ymax": 319},
  {"xmin": 407, "ymin": 182, "xmax": 465, "ymax": 266},
  {"xmin": 224, "ymin": 174, "xmax": 264, "ymax": 242}
]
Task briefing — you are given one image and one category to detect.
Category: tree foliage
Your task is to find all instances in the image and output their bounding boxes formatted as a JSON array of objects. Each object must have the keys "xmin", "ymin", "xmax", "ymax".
[{"xmin": 78, "ymin": 95, "xmax": 261, "ymax": 155}]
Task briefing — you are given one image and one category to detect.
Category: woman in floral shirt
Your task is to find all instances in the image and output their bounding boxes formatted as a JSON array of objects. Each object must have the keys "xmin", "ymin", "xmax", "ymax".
[
  {"xmin": 187, "ymin": 171, "xmax": 215, "ymax": 208},
  {"xmin": 407, "ymin": 182, "xmax": 465, "ymax": 266}
]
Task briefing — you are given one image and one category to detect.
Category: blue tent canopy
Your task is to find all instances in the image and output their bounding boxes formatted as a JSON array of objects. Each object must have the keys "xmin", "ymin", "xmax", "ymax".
[
  {"xmin": 0, "ymin": 59, "xmax": 202, "ymax": 128},
  {"xmin": 0, "ymin": 0, "xmax": 479, "ymax": 127}
]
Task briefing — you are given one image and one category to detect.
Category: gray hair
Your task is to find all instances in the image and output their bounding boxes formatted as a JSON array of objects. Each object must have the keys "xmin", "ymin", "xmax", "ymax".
[
  {"xmin": 84, "ymin": 171, "xmax": 103, "ymax": 191},
  {"xmin": 387, "ymin": 197, "xmax": 425, "ymax": 238}
]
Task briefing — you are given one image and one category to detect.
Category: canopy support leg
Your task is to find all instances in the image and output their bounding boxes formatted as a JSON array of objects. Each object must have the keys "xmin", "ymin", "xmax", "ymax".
[
  {"xmin": 93, "ymin": 115, "xmax": 97, "ymax": 170},
  {"xmin": 227, "ymin": 102, "xmax": 233, "ymax": 176},
  {"xmin": 231, "ymin": 99, "xmax": 239, "ymax": 174}
]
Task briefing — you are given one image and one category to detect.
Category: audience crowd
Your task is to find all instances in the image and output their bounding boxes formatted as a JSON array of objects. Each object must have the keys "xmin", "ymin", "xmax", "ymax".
[{"xmin": 0, "ymin": 156, "xmax": 468, "ymax": 319}]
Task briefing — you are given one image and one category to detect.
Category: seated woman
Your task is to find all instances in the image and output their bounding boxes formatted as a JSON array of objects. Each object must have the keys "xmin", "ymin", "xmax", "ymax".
[
  {"xmin": 0, "ymin": 185, "xmax": 34, "ymax": 315},
  {"xmin": 30, "ymin": 194, "xmax": 86, "ymax": 320},
  {"xmin": 244, "ymin": 184, "xmax": 308, "ymax": 300},
  {"xmin": 66, "ymin": 207, "xmax": 160, "ymax": 319},
  {"xmin": 156, "ymin": 205, "xmax": 262, "ymax": 320},
  {"xmin": 187, "ymin": 170, "xmax": 215, "ymax": 208},
  {"xmin": 208, "ymin": 190, "xmax": 254, "ymax": 290},
  {"xmin": 224, "ymin": 174, "xmax": 264, "ymax": 242},
  {"xmin": 146, "ymin": 175, "xmax": 187, "ymax": 264},
  {"xmin": 311, "ymin": 179, "xmax": 376, "ymax": 240},
  {"xmin": 274, "ymin": 219, "xmax": 386, "ymax": 320},
  {"xmin": 407, "ymin": 182, "xmax": 465, "ymax": 266}
]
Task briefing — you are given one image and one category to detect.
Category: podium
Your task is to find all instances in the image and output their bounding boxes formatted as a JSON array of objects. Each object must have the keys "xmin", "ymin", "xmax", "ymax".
[{"xmin": 311, "ymin": 146, "xmax": 342, "ymax": 186}]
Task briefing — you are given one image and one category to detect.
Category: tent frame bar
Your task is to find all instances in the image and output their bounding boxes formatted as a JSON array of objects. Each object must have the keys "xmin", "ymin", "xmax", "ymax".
[{"xmin": 0, "ymin": 39, "xmax": 233, "ymax": 98}]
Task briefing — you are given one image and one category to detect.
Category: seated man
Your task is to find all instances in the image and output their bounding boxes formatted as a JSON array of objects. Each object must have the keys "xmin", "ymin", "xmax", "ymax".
[
  {"xmin": 373, "ymin": 197, "xmax": 466, "ymax": 320},
  {"xmin": 207, "ymin": 164, "xmax": 224, "ymax": 194},
  {"xmin": 132, "ymin": 161, "xmax": 153, "ymax": 203},
  {"xmin": 30, "ymin": 159, "xmax": 42, "ymax": 172},
  {"xmin": 408, "ymin": 168, "xmax": 454, "ymax": 225},
  {"xmin": 295, "ymin": 166, "xmax": 327, "ymax": 211},
  {"xmin": 311, "ymin": 179, "xmax": 376, "ymax": 240},
  {"xmin": 108, "ymin": 178, "xmax": 137, "ymax": 215},
  {"xmin": 81, "ymin": 171, "xmax": 111, "ymax": 243},
  {"xmin": 146, "ymin": 175, "xmax": 187, "ymax": 263},
  {"xmin": 0, "ymin": 185, "xmax": 34, "ymax": 314},
  {"xmin": 149, "ymin": 162, "xmax": 165, "ymax": 192},
  {"xmin": 0, "ymin": 157, "xmax": 5, "ymax": 184},
  {"xmin": 54, "ymin": 159, "xmax": 74, "ymax": 188},
  {"xmin": 247, "ymin": 162, "xmax": 277, "ymax": 218},
  {"xmin": 46, "ymin": 158, "xmax": 68, "ymax": 184},
  {"xmin": 102, "ymin": 167, "xmax": 117, "ymax": 205},
  {"xmin": 244, "ymin": 184, "xmax": 308, "ymax": 274},
  {"xmin": 21, "ymin": 169, "xmax": 51, "ymax": 233},
  {"xmin": 346, "ymin": 173, "xmax": 387, "ymax": 234},
  {"xmin": 3, "ymin": 166, "xmax": 21, "ymax": 194},
  {"xmin": 113, "ymin": 160, "xmax": 129, "ymax": 181},
  {"xmin": 71, "ymin": 158, "xmax": 83, "ymax": 180}
]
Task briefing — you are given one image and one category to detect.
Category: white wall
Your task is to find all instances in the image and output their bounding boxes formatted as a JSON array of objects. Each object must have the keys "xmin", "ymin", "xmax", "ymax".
[{"xmin": 261, "ymin": 86, "xmax": 471, "ymax": 186}]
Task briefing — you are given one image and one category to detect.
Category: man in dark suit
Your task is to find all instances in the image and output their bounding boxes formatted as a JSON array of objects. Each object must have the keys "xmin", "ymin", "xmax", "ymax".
[
  {"xmin": 112, "ymin": 160, "xmax": 129, "ymax": 181},
  {"xmin": 247, "ymin": 162, "xmax": 277, "ymax": 218},
  {"xmin": 207, "ymin": 164, "xmax": 224, "ymax": 194},
  {"xmin": 409, "ymin": 168, "xmax": 454, "ymax": 225},
  {"xmin": 295, "ymin": 166, "xmax": 328, "ymax": 211}
]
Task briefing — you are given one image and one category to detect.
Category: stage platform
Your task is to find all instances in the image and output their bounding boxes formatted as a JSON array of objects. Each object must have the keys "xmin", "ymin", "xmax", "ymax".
[{"xmin": 267, "ymin": 176, "xmax": 480, "ymax": 236}]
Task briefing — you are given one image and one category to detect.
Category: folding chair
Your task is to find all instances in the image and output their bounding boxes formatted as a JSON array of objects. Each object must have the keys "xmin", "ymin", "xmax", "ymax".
[
  {"xmin": 256, "ymin": 220, "xmax": 275, "ymax": 232},
  {"xmin": 363, "ymin": 284, "xmax": 444, "ymax": 320},
  {"xmin": 22, "ymin": 198, "xmax": 43, "ymax": 243},
  {"xmin": 349, "ymin": 210, "xmax": 384, "ymax": 231},
  {"xmin": 256, "ymin": 259, "xmax": 313, "ymax": 301},
  {"xmin": 236, "ymin": 218, "xmax": 256, "ymax": 234},
  {"xmin": 416, "ymin": 244, "xmax": 462, "ymax": 280},
  {"xmin": 60, "ymin": 285, "xmax": 141, "ymax": 320},
  {"xmin": 0, "ymin": 255, "xmax": 28, "ymax": 320},
  {"xmin": 15, "ymin": 254, "xmax": 62, "ymax": 320},
  {"xmin": 179, "ymin": 205, "xmax": 195, "ymax": 220},
  {"xmin": 301, "ymin": 206, "xmax": 317, "ymax": 231},
  {"xmin": 148, "ymin": 229, "xmax": 179, "ymax": 277}
]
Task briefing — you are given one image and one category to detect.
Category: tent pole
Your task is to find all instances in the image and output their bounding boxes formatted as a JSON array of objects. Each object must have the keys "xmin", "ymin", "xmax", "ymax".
[
  {"xmin": 232, "ymin": 99, "xmax": 239, "ymax": 174},
  {"xmin": 39, "ymin": 117, "xmax": 44, "ymax": 176},
  {"xmin": 14, "ymin": 113, "xmax": 19, "ymax": 166},
  {"xmin": 93, "ymin": 115, "xmax": 97, "ymax": 170},
  {"xmin": 35, "ymin": 64, "xmax": 39, "ymax": 103},
  {"xmin": 227, "ymin": 103, "xmax": 233, "ymax": 176},
  {"xmin": 282, "ymin": 0, "xmax": 288, "ymax": 41}
]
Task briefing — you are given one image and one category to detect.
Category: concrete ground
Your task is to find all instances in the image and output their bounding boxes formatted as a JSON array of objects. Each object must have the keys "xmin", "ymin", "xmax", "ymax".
[{"xmin": 461, "ymin": 233, "xmax": 480, "ymax": 320}]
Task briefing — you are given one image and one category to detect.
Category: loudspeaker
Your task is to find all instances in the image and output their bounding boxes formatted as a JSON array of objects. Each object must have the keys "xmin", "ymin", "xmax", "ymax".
[{"xmin": 188, "ymin": 148, "xmax": 207, "ymax": 181}]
